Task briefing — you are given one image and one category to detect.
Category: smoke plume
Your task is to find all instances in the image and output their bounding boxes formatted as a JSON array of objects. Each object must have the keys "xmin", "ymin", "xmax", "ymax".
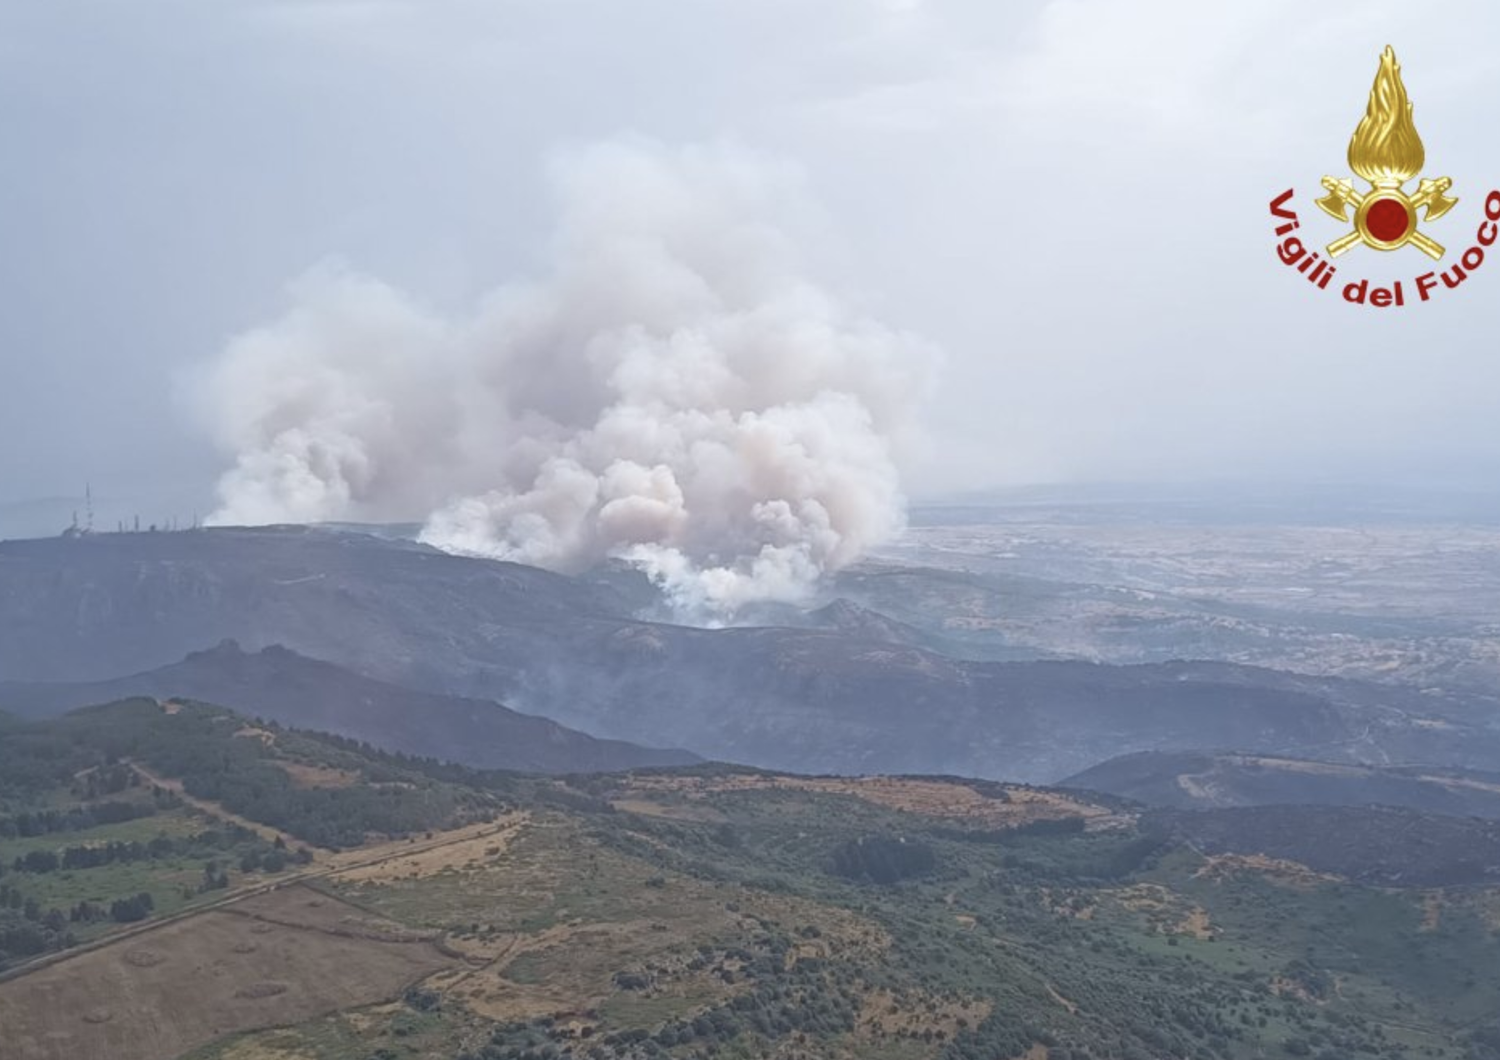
[{"xmin": 202, "ymin": 141, "xmax": 936, "ymax": 617}]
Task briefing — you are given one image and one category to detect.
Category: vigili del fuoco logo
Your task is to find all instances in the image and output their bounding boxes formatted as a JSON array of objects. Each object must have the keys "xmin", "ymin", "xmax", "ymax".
[{"xmin": 1270, "ymin": 45, "xmax": 1499, "ymax": 307}]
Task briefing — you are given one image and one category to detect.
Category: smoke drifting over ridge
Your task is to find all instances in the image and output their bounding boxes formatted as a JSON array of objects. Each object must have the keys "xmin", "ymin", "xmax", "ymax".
[{"xmin": 202, "ymin": 142, "xmax": 936, "ymax": 616}]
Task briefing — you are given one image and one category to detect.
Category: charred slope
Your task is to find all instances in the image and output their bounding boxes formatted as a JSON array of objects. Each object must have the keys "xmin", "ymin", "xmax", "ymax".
[
  {"xmin": 1065, "ymin": 750, "xmax": 1500, "ymax": 818},
  {"xmin": 2, "ymin": 528, "xmax": 1497, "ymax": 781},
  {"xmin": 0, "ymin": 641, "xmax": 697, "ymax": 774}
]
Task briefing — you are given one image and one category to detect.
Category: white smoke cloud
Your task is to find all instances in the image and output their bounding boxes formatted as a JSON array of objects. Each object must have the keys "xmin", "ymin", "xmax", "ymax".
[{"xmin": 202, "ymin": 140, "xmax": 937, "ymax": 617}]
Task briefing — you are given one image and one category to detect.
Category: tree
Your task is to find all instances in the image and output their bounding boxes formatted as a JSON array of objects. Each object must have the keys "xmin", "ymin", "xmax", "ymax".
[
  {"xmin": 109, "ymin": 893, "xmax": 154, "ymax": 923},
  {"xmin": 830, "ymin": 835, "xmax": 937, "ymax": 884},
  {"xmin": 14, "ymin": 850, "xmax": 59, "ymax": 874}
]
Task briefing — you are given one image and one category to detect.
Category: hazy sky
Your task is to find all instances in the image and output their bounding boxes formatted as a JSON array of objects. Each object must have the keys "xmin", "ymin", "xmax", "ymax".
[{"xmin": 4, "ymin": 0, "xmax": 1500, "ymax": 531}]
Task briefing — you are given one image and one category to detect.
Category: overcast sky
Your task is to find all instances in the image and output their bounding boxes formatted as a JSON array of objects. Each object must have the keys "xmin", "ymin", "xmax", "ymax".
[{"xmin": 4, "ymin": 0, "xmax": 1499, "ymax": 533}]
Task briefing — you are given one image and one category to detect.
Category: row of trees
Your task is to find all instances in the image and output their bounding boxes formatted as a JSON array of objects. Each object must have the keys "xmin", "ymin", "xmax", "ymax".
[
  {"xmin": 0, "ymin": 906, "xmax": 74, "ymax": 963},
  {"xmin": 0, "ymin": 885, "xmax": 154, "ymax": 967},
  {"xmin": 106, "ymin": 892, "xmax": 155, "ymax": 923},
  {"xmin": 7, "ymin": 824, "xmax": 280, "ymax": 876},
  {"xmin": 0, "ymin": 794, "xmax": 167, "ymax": 840}
]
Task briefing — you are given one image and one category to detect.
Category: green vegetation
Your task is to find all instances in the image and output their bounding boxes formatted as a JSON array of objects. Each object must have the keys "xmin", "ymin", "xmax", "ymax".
[
  {"xmin": 531, "ymin": 779, "xmax": 1500, "ymax": 1060},
  {"xmin": 8, "ymin": 699, "xmax": 1500, "ymax": 1060},
  {"xmin": 0, "ymin": 696, "xmax": 503, "ymax": 970},
  {"xmin": 831, "ymin": 834, "xmax": 937, "ymax": 883},
  {"xmin": 55, "ymin": 699, "xmax": 505, "ymax": 847},
  {"xmin": 0, "ymin": 803, "xmax": 294, "ymax": 968}
]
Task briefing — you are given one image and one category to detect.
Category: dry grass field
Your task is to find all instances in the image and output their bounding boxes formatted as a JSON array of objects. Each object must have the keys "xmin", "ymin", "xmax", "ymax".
[
  {"xmin": 617, "ymin": 774, "xmax": 1111, "ymax": 828},
  {"xmin": 1191, "ymin": 852, "xmax": 1339, "ymax": 889},
  {"xmin": 275, "ymin": 761, "xmax": 360, "ymax": 790},
  {"xmin": 330, "ymin": 814, "xmax": 527, "ymax": 884},
  {"xmin": 440, "ymin": 879, "xmax": 886, "ymax": 1031},
  {"xmin": 330, "ymin": 815, "xmax": 887, "ymax": 1035},
  {"xmin": 0, "ymin": 887, "xmax": 453, "ymax": 1060},
  {"xmin": 852, "ymin": 987, "xmax": 992, "ymax": 1043},
  {"xmin": 1103, "ymin": 883, "xmax": 1217, "ymax": 939}
]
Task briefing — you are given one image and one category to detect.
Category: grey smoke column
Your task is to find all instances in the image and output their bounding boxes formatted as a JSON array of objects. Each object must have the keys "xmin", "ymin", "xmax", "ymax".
[{"xmin": 202, "ymin": 141, "xmax": 937, "ymax": 616}]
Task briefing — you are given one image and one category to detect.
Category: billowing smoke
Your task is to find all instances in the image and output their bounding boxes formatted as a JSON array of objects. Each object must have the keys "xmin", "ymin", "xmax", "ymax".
[{"xmin": 201, "ymin": 141, "xmax": 936, "ymax": 617}]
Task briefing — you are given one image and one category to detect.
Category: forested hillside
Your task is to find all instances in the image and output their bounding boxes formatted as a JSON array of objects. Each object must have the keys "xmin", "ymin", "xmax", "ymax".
[{"xmin": 4, "ymin": 700, "xmax": 1500, "ymax": 1060}]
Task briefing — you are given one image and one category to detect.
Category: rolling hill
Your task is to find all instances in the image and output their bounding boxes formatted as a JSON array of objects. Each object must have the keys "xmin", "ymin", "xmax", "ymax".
[{"xmin": 0, "ymin": 640, "xmax": 697, "ymax": 774}]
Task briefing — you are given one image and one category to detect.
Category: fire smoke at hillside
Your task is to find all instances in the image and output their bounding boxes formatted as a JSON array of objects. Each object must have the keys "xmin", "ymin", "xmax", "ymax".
[{"xmin": 201, "ymin": 141, "xmax": 936, "ymax": 617}]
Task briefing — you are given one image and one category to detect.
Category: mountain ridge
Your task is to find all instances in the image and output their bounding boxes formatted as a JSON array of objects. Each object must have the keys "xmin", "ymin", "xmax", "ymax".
[
  {"xmin": 0, "ymin": 639, "xmax": 698, "ymax": 774},
  {"xmin": 3, "ymin": 527, "xmax": 1496, "ymax": 782}
]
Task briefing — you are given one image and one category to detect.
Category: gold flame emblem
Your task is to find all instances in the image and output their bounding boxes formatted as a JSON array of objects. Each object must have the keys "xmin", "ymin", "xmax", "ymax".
[{"xmin": 1316, "ymin": 46, "xmax": 1457, "ymax": 259}]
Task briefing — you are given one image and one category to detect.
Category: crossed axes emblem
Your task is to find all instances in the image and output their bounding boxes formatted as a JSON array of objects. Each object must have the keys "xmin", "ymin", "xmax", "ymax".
[{"xmin": 1315, "ymin": 175, "xmax": 1458, "ymax": 259}]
